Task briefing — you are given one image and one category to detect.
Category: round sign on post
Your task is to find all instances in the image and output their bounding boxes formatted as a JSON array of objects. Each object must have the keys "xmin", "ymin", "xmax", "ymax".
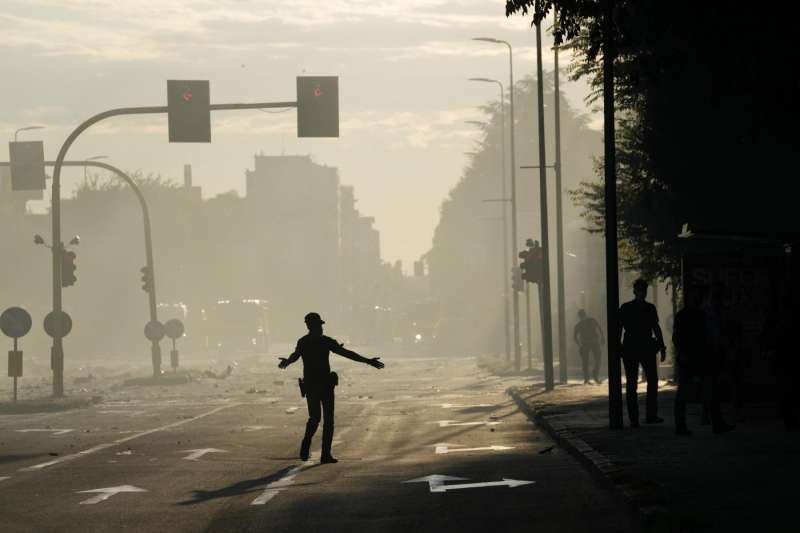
[
  {"xmin": 144, "ymin": 320, "xmax": 165, "ymax": 342},
  {"xmin": 164, "ymin": 319, "xmax": 185, "ymax": 340},
  {"xmin": 1, "ymin": 307, "xmax": 32, "ymax": 338},
  {"xmin": 43, "ymin": 311, "xmax": 73, "ymax": 338}
]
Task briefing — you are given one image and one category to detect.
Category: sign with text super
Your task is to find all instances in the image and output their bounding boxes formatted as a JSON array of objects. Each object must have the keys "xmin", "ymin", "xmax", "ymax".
[
  {"xmin": 297, "ymin": 76, "xmax": 339, "ymax": 138},
  {"xmin": 167, "ymin": 80, "xmax": 211, "ymax": 143}
]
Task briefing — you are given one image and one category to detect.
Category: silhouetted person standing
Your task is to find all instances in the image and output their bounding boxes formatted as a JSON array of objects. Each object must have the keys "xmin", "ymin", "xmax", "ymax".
[
  {"xmin": 618, "ymin": 279, "xmax": 666, "ymax": 427},
  {"xmin": 574, "ymin": 309, "xmax": 604, "ymax": 384},
  {"xmin": 279, "ymin": 312, "xmax": 384, "ymax": 463},
  {"xmin": 672, "ymin": 285, "xmax": 707, "ymax": 436}
]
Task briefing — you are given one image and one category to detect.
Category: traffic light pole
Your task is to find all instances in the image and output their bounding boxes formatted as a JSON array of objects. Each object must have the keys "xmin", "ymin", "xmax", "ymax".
[
  {"xmin": 534, "ymin": 20, "xmax": 555, "ymax": 391},
  {"xmin": 47, "ymin": 100, "xmax": 297, "ymax": 396},
  {"xmin": 525, "ymin": 282, "xmax": 533, "ymax": 370}
]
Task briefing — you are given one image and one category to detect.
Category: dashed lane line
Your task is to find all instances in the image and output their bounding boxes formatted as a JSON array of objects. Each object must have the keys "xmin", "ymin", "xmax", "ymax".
[{"xmin": 19, "ymin": 403, "xmax": 239, "ymax": 473}]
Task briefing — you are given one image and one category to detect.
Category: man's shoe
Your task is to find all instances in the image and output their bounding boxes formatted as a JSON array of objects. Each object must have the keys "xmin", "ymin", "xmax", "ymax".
[
  {"xmin": 646, "ymin": 416, "xmax": 665, "ymax": 424},
  {"xmin": 675, "ymin": 427, "xmax": 692, "ymax": 436},
  {"xmin": 299, "ymin": 441, "xmax": 310, "ymax": 461},
  {"xmin": 713, "ymin": 423, "xmax": 734, "ymax": 435},
  {"xmin": 320, "ymin": 455, "xmax": 338, "ymax": 464}
]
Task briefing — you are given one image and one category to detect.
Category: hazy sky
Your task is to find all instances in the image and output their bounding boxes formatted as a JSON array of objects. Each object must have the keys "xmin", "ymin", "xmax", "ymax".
[{"xmin": 1, "ymin": 0, "xmax": 597, "ymax": 269}]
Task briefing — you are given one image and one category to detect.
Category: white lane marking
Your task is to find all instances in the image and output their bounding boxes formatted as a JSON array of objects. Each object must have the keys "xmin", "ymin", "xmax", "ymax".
[
  {"xmin": 434, "ymin": 444, "xmax": 514, "ymax": 454},
  {"xmin": 181, "ymin": 448, "xmax": 227, "ymax": 461},
  {"xmin": 435, "ymin": 420, "xmax": 501, "ymax": 428},
  {"xmin": 16, "ymin": 429, "xmax": 73, "ymax": 436},
  {"xmin": 20, "ymin": 404, "xmax": 238, "ymax": 472},
  {"xmin": 97, "ymin": 410, "xmax": 145, "ymax": 416},
  {"xmin": 77, "ymin": 485, "xmax": 148, "ymax": 505},
  {"xmin": 242, "ymin": 425, "xmax": 272, "ymax": 432},
  {"xmin": 440, "ymin": 403, "xmax": 493, "ymax": 409},
  {"xmin": 404, "ymin": 475, "xmax": 534, "ymax": 493},
  {"xmin": 251, "ymin": 462, "xmax": 314, "ymax": 505},
  {"xmin": 285, "ymin": 407, "xmax": 299, "ymax": 414},
  {"xmin": 0, "ymin": 476, "xmax": 10, "ymax": 482}
]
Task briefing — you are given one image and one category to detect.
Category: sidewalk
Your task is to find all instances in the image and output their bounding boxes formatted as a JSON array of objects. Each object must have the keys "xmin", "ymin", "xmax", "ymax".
[{"xmin": 509, "ymin": 381, "xmax": 800, "ymax": 533}]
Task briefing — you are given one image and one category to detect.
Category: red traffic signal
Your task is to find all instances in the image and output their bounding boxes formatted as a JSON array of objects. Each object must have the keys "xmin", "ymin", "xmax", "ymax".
[
  {"xmin": 297, "ymin": 76, "xmax": 339, "ymax": 138},
  {"xmin": 61, "ymin": 250, "xmax": 77, "ymax": 287},
  {"xmin": 167, "ymin": 80, "xmax": 211, "ymax": 143}
]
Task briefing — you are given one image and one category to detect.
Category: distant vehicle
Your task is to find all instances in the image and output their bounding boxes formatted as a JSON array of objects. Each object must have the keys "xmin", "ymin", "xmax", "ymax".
[{"xmin": 202, "ymin": 299, "xmax": 270, "ymax": 355}]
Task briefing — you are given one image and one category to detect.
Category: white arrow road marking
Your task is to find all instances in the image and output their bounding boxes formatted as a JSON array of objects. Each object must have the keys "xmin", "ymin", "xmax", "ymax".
[
  {"xmin": 435, "ymin": 420, "xmax": 502, "ymax": 428},
  {"xmin": 440, "ymin": 403, "xmax": 493, "ymax": 409},
  {"xmin": 434, "ymin": 444, "xmax": 514, "ymax": 454},
  {"xmin": 285, "ymin": 407, "xmax": 299, "ymax": 414},
  {"xmin": 251, "ymin": 462, "xmax": 314, "ymax": 505},
  {"xmin": 77, "ymin": 485, "xmax": 148, "ymax": 505},
  {"xmin": 181, "ymin": 448, "xmax": 227, "ymax": 461},
  {"xmin": 21, "ymin": 404, "xmax": 238, "ymax": 472},
  {"xmin": 404, "ymin": 475, "xmax": 534, "ymax": 493},
  {"xmin": 16, "ymin": 429, "xmax": 73, "ymax": 436}
]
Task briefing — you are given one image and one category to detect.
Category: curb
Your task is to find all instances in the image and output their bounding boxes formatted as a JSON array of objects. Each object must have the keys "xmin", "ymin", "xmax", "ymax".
[{"xmin": 508, "ymin": 386, "xmax": 666, "ymax": 529}]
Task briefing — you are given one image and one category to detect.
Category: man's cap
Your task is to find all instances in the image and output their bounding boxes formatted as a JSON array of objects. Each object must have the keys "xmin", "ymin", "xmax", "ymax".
[{"xmin": 304, "ymin": 312, "xmax": 325, "ymax": 325}]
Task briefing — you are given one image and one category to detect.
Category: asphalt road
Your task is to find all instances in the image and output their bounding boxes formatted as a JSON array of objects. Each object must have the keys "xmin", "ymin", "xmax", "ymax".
[{"xmin": 0, "ymin": 356, "xmax": 637, "ymax": 532}]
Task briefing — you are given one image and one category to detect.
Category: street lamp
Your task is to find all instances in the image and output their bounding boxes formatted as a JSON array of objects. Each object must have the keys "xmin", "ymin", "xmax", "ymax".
[
  {"xmin": 14, "ymin": 125, "xmax": 44, "ymax": 142},
  {"xmin": 470, "ymin": 37, "xmax": 523, "ymax": 371},
  {"xmin": 464, "ymin": 99, "xmax": 511, "ymax": 363}
]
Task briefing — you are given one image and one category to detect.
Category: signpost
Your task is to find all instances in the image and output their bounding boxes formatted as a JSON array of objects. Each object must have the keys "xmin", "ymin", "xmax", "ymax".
[
  {"xmin": 164, "ymin": 318, "xmax": 185, "ymax": 371},
  {"xmin": 1, "ymin": 307, "xmax": 32, "ymax": 403},
  {"xmin": 8, "ymin": 141, "xmax": 45, "ymax": 191}
]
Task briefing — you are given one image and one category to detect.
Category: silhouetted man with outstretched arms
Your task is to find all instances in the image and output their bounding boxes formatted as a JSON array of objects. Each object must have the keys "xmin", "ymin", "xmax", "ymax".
[
  {"xmin": 278, "ymin": 312, "xmax": 384, "ymax": 464},
  {"xmin": 618, "ymin": 279, "xmax": 666, "ymax": 428}
]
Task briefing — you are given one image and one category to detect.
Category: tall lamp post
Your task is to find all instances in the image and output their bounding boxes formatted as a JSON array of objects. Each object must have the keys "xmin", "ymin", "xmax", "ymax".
[
  {"xmin": 553, "ymin": 9, "xmax": 568, "ymax": 384},
  {"xmin": 13, "ymin": 126, "xmax": 44, "ymax": 142},
  {"xmin": 471, "ymin": 37, "xmax": 522, "ymax": 371},
  {"xmin": 465, "ymin": 113, "xmax": 511, "ymax": 362}
]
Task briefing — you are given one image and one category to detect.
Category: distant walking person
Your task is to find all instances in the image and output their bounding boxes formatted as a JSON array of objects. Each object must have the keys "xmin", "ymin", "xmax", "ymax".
[
  {"xmin": 279, "ymin": 313, "xmax": 384, "ymax": 463},
  {"xmin": 618, "ymin": 279, "xmax": 667, "ymax": 427},
  {"xmin": 574, "ymin": 309, "xmax": 605, "ymax": 384},
  {"xmin": 672, "ymin": 285, "xmax": 707, "ymax": 436}
]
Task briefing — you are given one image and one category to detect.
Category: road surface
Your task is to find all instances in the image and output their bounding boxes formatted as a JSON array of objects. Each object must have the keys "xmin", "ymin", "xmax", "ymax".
[{"xmin": 0, "ymin": 355, "xmax": 636, "ymax": 532}]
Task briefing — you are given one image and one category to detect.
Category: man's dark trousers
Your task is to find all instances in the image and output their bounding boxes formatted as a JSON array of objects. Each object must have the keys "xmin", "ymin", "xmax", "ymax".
[
  {"xmin": 622, "ymin": 350, "xmax": 658, "ymax": 423},
  {"xmin": 580, "ymin": 343, "xmax": 602, "ymax": 382},
  {"xmin": 301, "ymin": 382, "xmax": 335, "ymax": 458}
]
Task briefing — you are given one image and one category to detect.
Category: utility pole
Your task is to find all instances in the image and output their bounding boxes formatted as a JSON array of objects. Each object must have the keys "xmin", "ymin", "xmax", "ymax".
[
  {"xmin": 553, "ymin": 8, "xmax": 568, "ymax": 383},
  {"xmin": 603, "ymin": 0, "xmax": 624, "ymax": 429},
  {"xmin": 534, "ymin": 17, "xmax": 555, "ymax": 391}
]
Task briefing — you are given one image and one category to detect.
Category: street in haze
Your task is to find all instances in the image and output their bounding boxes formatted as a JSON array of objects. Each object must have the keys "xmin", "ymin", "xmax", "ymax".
[
  {"xmin": 0, "ymin": 356, "xmax": 636, "ymax": 532},
  {"xmin": 2, "ymin": 1, "xmax": 799, "ymax": 532}
]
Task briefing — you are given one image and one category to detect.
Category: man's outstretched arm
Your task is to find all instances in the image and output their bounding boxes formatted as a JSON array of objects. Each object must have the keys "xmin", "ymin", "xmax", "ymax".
[
  {"xmin": 278, "ymin": 350, "xmax": 301, "ymax": 369},
  {"xmin": 331, "ymin": 344, "xmax": 384, "ymax": 369}
]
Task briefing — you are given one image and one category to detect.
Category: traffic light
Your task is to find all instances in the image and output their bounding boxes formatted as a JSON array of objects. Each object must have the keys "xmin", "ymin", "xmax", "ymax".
[
  {"xmin": 167, "ymin": 80, "xmax": 211, "ymax": 143},
  {"xmin": 519, "ymin": 242, "xmax": 543, "ymax": 284},
  {"xmin": 511, "ymin": 267, "xmax": 523, "ymax": 292},
  {"xmin": 61, "ymin": 250, "xmax": 77, "ymax": 287},
  {"xmin": 297, "ymin": 76, "xmax": 339, "ymax": 138},
  {"xmin": 140, "ymin": 266, "xmax": 153, "ymax": 293},
  {"xmin": 9, "ymin": 141, "xmax": 46, "ymax": 191}
]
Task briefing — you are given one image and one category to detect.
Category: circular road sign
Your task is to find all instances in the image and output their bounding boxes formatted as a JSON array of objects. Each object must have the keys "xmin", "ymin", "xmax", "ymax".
[
  {"xmin": 0, "ymin": 307, "xmax": 33, "ymax": 338},
  {"xmin": 144, "ymin": 320, "xmax": 165, "ymax": 342},
  {"xmin": 43, "ymin": 311, "xmax": 73, "ymax": 338},
  {"xmin": 164, "ymin": 319, "xmax": 185, "ymax": 340}
]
